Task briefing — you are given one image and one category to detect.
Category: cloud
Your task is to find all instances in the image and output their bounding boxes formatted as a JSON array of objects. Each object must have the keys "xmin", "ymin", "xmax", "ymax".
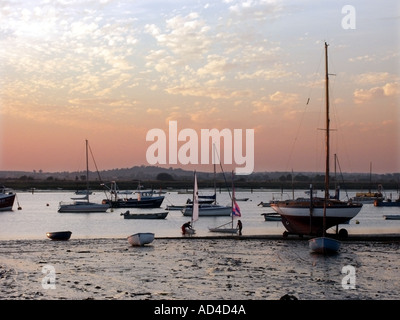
[
  {"xmin": 269, "ymin": 91, "xmax": 299, "ymax": 105},
  {"xmin": 197, "ymin": 55, "xmax": 232, "ymax": 77},
  {"xmin": 252, "ymin": 91, "xmax": 300, "ymax": 114},
  {"xmin": 353, "ymin": 82, "xmax": 400, "ymax": 104},
  {"xmin": 227, "ymin": 0, "xmax": 283, "ymax": 21},
  {"xmin": 145, "ymin": 12, "xmax": 212, "ymax": 60},
  {"xmin": 146, "ymin": 108, "xmax": 163, "ymax": 115},
  {"xmin": 166, "ymin": 85, "xmax": 237, "ymax": 99},
  {"xmin": 354, "ymin": 72, "xmax": 396, "ymax": 86}
]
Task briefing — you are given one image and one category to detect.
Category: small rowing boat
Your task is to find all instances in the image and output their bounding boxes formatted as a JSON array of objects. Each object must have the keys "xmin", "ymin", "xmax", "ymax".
[
  {"xmin": 46, "ymin": 231, "xmax": 72, "ymax": 241},
  {"xmin": 127, "ymin": 233, "xmax": 155, "ymax": 246}
]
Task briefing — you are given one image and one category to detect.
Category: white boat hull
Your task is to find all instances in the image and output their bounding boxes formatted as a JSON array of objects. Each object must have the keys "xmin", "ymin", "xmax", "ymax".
[
  {"xmin": 58, "ymin": 202, "xmax": 110, "ymax": 213},
  {"xmin": 182, "ymin": 204, "xmax": 232, "ymax": 217},
  {"xmin": 271, "ymin": 200, "xmax": 362, "ymax": 235},
  {"xmin": 183, "ymin": 227, "xmax": 196, "ymax": 235},
  {"xmin": 127, "ymin": 233, "xmax": 155, "ymax": 246}
]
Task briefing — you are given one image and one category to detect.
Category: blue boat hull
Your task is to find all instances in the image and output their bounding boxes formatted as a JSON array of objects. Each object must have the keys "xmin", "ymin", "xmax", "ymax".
[{"xmin": 309, "ymin": 237, "xmax": 340, "ymax": 253}]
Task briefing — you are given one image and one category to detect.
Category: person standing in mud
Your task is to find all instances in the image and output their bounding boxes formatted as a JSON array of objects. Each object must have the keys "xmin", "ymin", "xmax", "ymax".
[{"xmin": 237, "ymin": 219, "xmax": 243, "ymax": 235}]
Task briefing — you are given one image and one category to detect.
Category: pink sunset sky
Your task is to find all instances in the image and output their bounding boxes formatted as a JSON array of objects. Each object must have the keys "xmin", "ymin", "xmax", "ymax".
[{"xmin": 0, "ymin": 0, "xmax": 399, "ymax": 174}]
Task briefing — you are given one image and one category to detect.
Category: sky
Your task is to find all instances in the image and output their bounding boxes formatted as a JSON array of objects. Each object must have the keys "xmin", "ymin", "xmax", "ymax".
[{"xmin": 0, "ymin": 0, "xmax": 399, "ymax": 175}]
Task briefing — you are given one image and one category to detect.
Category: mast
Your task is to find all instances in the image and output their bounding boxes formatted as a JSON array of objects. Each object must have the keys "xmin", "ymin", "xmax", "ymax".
[
  {"xmin": 369, "ymin": 161, "xmax": 372, "ymax": 194},
  {"xmin": 213, "ymin": 144, "xmax": 217, "ymax": 204},
  {"xmin": 85, "ymin": 139, "xmax": 89, "ymax": 202},
  {"xmin": 191, "ymin": 171, "xmax": 199, "ymax": 225},
  {"xmin": 323, "ymin": 42, "xmax": 330, "ymax": 235},
  {"xmin": 231, "ymin": 171, "xmax": 234, "ymax": 229}
]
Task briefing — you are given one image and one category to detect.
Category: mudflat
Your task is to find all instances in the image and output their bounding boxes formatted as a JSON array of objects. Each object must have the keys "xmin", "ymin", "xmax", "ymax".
[{"xmin": 1, "ymin": 237, "xmax": 399, "ymax": 300}]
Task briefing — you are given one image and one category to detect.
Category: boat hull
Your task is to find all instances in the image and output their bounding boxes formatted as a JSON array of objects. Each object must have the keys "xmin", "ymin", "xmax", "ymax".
[
  {"xmin": 383, "ymin": 215, "xmax": 400, "ymax": 220},
  {"xmin": 182, "ymin": 204, "xmax": 232, "ymax": 217},
  {"xmin": 374, "ymin": 199, "xmax": 400, "ymax": 207},
  {"xmin": 261, "ymin": 213, "xmax": 282, "ymax": 221},
  {"xmin": 103, "ymin": 196, "xmax": 164, "ymax": 208},
  {"xmin": 309, "ymin": 237, "xmax": 340, "ymax": 253},
  {"xmin": 182, "ymin": 227, "xmax": 196, "ymax": 235},
  {"xmin": 127, "ymin": 233, "xmax": 155, "ymax": 246},
  {"xmin": 122, "ymin": 211, "xmax": 168, "ymax": 219},
  {"xmin": 0, "ymin": 193, "xmax": 16, "ymax": 211},
  {"xmin": 58, "ymin": 202, "xmax": 110, "ymax": 213},
  {"xmin": 46, "ymin": 231, "xmax": 72, "ymax": 241},
  {"xmin": 208, "ymin": 227, "xmax": 238, "ymax": 234},
  {"xmin": 271, "ymin": 200, "xmax": 362, "ymax": 235}
]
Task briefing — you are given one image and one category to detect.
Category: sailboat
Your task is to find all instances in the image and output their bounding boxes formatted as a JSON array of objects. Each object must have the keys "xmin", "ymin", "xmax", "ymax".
[
  {"xmin": 209, "ymin": 171, "xmax": 241, "ymax": 234},
  {"xmin": 182, "ymin": 171, "xmax": 199, "ymax": 235},
  {"xmin": 182, "ymin": 147, "xmax": 232, "ymax": 217},
  {"xmin": 350, "ymin": 163, "xmax": 384, "ymax": 204},
  {"xmin": 270, "ymin": 42, "xmax": 363, "ymax": 248},
  {"xmin": 58, "ymin": 140, "xmax": 110, "ymax": 213},
  {"xmin": 102, "ymin": 181, "xmax": 164, "ymax": 208}
]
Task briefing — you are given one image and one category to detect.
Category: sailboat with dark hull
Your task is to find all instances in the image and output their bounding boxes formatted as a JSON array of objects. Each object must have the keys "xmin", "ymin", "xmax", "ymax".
[{"xmin": 270, "ymin": 42, "xmax": 363, "ymax": 245}]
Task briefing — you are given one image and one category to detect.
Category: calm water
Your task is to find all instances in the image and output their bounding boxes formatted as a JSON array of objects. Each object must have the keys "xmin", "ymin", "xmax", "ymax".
[{"xmin": 1, "ymin": 189, "xmax": 399, "ymax": 240}]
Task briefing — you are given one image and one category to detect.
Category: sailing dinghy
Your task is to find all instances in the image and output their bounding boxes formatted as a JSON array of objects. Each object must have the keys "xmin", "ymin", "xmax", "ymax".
[{"xmin": 209, "ymin": 171, "xmax": 241, "ymax": 234}]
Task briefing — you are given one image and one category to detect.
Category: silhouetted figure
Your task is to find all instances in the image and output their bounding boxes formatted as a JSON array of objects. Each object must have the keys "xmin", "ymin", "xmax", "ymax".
[{"xmin": 237, "ymin": 219, "xmax": 243, "ymax": 236}]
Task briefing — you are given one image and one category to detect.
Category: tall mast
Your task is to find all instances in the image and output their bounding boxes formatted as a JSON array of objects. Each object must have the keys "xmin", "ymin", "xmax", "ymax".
[
  {"xmin": 324, "ymin": 42, "xmax": 330, "ymax": 200},
  {"xmin": 86, "ymin": 139, "xmax": 89, "ymax": 201},
  {"xmin": 324, "ymin": 42, "xmax": 330, "ymax": 234},
  {"xmin": 213, "ymin": 144, "xmax": 217, "ymax": 204}
]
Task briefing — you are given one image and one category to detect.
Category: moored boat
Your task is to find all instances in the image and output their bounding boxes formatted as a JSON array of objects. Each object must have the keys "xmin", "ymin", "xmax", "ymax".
[
  {"xmin": 271, "ymin": 43, "xmax": 363, "ymax": 241},
  {"xmin": 127, "ymin": 232, "xmax": 155, "ymax": 246},
  {"xmin": 0, "ymin": 186, "xmax": 16, "ymax": 211},
  {"xmin": 261, "ymin": 212, "xmax": 282, "ymax": 221},
  {"xmin": 58, "ymin": 140, "xmax": 110, "ymax": 213},
  {"xmin": 102, "ymin": 182, "xmax": 164, "ymax": 208},
  {"xmin": 182, "ymin": 203, "xmax": 232, "ymax": 216},
  {"xmin": 374, "ymin": 198, "xmax": 400, "ymax": 207},
  {"xmin": 271, "ymin": 197, "xmax": 362, "ymax": 235},
  {"xmin": 209, "ymin": 172, "xmax": 241, "ymax": 234},
  {"xmin": 121, "ymin": 210, "xmax": 168, "ymax": 219},
  {"xmin": 309, "ymin": 236, "xmax": 340, "ymax": 254},
  {"xmin": 46, "ymin": 231, "xmax": 72, "ymax": 241},
  {"xmin": 383, "ymin": 215, "xmax": 400, "ymax": 220},
  {"xmin": 58, "ymin": 201, "xmax": 109, "ymax": 213},
  {"xmin": 351, "ymin": 191, "xmax": 384, "ymax": 204}
]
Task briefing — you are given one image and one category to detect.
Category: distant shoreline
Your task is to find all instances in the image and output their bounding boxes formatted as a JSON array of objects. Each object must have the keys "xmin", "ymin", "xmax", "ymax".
[{"xmin": 1, "ymin": 178, "xmax": 399, "ymax": 192}]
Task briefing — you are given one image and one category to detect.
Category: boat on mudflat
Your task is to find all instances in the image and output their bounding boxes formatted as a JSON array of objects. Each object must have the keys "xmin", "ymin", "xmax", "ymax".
[
  {"xmin": 271, "ymin": 43, "xmax": 363, "ymax": 240},
  {"xmin": 46, "ymin": 231, "xmax": 72, "ymax": 241},
  {"xmin": 271, "ymin": 196, "xmax": 362, "ymax": 236},
  {"xmin": 309, "ymin": 236, "xmax": 340, "ymax": 254},
  {"xmin": 127, "ymin": 233, "xmax": 155, "ymax": 246}
]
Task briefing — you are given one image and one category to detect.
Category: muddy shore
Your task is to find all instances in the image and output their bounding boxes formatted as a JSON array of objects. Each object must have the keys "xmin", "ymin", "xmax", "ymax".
[{"xmin": 1, "ymin": 235, "xmax": 399, "ymax": 301}]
